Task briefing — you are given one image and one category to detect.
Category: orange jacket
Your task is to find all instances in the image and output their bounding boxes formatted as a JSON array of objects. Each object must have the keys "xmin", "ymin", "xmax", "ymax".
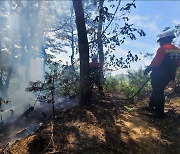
[{"xmin": 150, "ymin": 43, "xmax": 180, "ymax": 68}]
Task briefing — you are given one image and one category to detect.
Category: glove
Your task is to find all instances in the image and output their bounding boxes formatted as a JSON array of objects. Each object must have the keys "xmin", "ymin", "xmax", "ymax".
[{"xmin": 144, "ymin": 66, "xmax": 152, "ymax": 75}]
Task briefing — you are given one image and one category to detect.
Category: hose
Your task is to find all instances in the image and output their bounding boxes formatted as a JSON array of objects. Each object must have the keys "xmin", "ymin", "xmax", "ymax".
[{"xmin": 118, "ymin": 76, "xmax": 151, "ymax": 101}]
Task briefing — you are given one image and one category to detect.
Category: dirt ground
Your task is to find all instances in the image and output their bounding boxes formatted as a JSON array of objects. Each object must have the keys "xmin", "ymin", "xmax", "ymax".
[{"xmin": 1, "ymin": 93, "xmax": 180, "ymax": 154}]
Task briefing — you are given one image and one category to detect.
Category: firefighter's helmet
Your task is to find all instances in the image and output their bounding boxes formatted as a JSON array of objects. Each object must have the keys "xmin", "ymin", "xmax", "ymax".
[
  {"xmin": 91, "ymin": 54, "xmax": 98, "ymax": 59},
  {"xmin": 157, "ymin": 31, "xmax": 175, "ymax": 42}
]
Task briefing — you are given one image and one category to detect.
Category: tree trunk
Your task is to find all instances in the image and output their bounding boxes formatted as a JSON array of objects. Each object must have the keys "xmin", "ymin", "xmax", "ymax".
[
  {"xmin": 72, "ymin": 0, "xmax": 91, "ymax": 106},
  {"xmin": 3, "ymin": 66, "xmax": 13, "ymax": 98},
  {"xmin": 70, "ymin": 9, "xmax": 76, "ymax": 75},
  {"xmin": 1, "ymin": 87, "xmax": 8, "ymax": 99},
  {"xmin": 0, "ymin": 41, "xmax": 3, "ymax": 94},
  {"xmin": 42, "ymin": 46, "xmax": 46, "ymax": 78},
  {"xmin": 97, "ymin": 0, "xmax": 105, "ymax": 66},
  {"xmin": 25, "ymin": 54, "xmax": 31, "ymax": 81},
  {"xmin": 0, "ymin": 67, "xmax": 5, "ymax": 98},
  {"xmin": 0, "ymin": 39, "xmax": 1, "ymax": 60},
  {"xmin": 4, "ymin": 40, "xmax": 16, "ymax": 98},
  {"xmin": 0, "ymin": 49, "xmax": 15, "ymax": 99}
]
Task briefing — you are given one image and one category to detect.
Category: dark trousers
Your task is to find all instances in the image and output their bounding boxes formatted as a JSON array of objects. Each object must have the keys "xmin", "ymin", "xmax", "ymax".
[
  {"xmin": 150, "ymin": 71, "xmax": 171, "ymax": 115},
  {"xmin": 90, "ymin": 75, "xmax": 104, "ymax": 97}
]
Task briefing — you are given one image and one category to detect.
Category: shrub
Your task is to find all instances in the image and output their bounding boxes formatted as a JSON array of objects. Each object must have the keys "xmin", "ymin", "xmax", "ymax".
[{"xmin": 104, "ymin": 67, "xmax": 151, "ymax": 99}]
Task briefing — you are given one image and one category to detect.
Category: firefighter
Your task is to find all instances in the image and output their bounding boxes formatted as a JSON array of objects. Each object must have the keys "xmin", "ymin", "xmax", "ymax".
[
  {"xmin": 144, "ymin": 31, "xmax": 180, "ymax": 117},
  {"xmin": 89, "ymin": 55, "xmax": 105, "ymax": 97}
]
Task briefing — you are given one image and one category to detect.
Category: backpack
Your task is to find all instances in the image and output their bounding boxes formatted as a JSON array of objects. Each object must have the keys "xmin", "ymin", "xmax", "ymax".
[{"xmin": 159, "ymin": 50, "xmax": 180, "ymax": 81}]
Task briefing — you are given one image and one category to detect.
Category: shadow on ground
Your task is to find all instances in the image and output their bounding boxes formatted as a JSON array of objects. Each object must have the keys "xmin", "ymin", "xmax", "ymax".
[{"xmin": 9, "ymin": 94, "xmax": 180, "ymax": 154}]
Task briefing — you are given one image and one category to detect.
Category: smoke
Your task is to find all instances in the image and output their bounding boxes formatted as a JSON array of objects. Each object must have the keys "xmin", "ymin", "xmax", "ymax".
[
  {"xmin": 0, "ymin": 1, "xmax": 71, "ymax": 123},
  {"xmin": 1, "ymin": 85, "xmax": 36, "ymax": 123},
  {"xmin": 0, "ymin": 1, "xmax": 48, "ymax": 121}
]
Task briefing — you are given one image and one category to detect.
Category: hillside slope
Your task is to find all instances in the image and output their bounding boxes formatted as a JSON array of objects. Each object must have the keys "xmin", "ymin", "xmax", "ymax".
[{"xmin": 5, "ymin": 94, "xmax": 180, "ymax": 154}]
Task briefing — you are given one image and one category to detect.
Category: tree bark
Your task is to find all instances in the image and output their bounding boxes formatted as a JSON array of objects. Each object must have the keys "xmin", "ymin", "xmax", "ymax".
[
  {"xmin": 0, "ymin": 46, "xmax": 15, "ymax": 99},
  {"xmin": 97, "ymin": 0, "xmax": 105, "ymax": 66},
  {"xmin": 70, "ymin": 9, "xmax": 76, "ymax": 74},
  {"xmin": 42, "ymin": 46, "xmax": 47, "ymax": 78},
  {"xmin": 72, "ymin": 0, "xmax": 91, "ymax": 106}
]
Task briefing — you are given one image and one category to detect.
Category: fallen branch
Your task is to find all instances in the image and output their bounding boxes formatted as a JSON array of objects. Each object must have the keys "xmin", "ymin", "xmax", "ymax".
[
  {"xmin": 0, "ymin": 142, "xmax": 9, "ymax": 154},
  {"xmin": 15, "ymin": 106, "xmax": 34, "ymax": 123},
  {"xmin": 42, "ymin": 121, "xmax": 56, "ymax": 153}
]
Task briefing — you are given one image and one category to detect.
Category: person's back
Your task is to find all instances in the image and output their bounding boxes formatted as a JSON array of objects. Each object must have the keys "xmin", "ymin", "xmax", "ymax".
[
  {"xmin": 144, "ymin": 31, "xmax": 180, "ymax": 117},
  {"xmin": 89, "ymin": 61, "xmax": 102, "ymax": 77},
  {"xmin": 151, "ymin": 43, "xmax": 180, "ymax": 81},
  {"xmin": 89, "ymin": 55, "xmax": 104, "ymax": 97}
]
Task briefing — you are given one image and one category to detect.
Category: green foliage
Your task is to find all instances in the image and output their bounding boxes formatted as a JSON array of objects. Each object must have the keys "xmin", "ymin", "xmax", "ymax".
[
  {"xmin": 124, "ymin": 105, "xmax": 137, "ymax": 112},
  {"xmin": 58, "ymin": 64, "xmax": 79, "ymax": 96},
  {"xmin": 104, "ymin": 74, "xmax": 125, "ymax": 92},
  {"xmin": 127, "ymin": 67, "xmax": 151, "ymax": 93},
  {"xmin": 26, "ymin": 62, "xmax": 60, "ymax": 107},
  {"xmin": 104, "ymin": 76, "xmax": 120, "ymax": 92},
  {"xmin": 105, "ymin": 67, "xmax": 151, "ymax": 99},
  {"xmin": 105, "ymin": 66, "xmax": 180, "ymax": 99},
  {"xmin": 120, "ymin": 81, "xmax": 138, "ymax": 98},
  {"xmin": 87, "ymin": 0, "xmax": 146, "ymax": 69},
  {"xmin": 26, "ymin": 62, "xmax": 79, "ymax": 99}
]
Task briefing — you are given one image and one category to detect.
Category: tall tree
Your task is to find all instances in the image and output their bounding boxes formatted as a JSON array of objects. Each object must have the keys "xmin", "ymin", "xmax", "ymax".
[
  {"xmin": 73, "ymin": 0, "xmax": 91, "ymax": 106},
  {"xmin": 97, "ymin": 0, "xmax": 105, "ymax": 65},
  {"xmin": 87, "ymin": 0, "xmax": 145, "ymax": 70},
  {"xmin": 0, "ymin": 1, "xmax": 17, "ymax": 98}
]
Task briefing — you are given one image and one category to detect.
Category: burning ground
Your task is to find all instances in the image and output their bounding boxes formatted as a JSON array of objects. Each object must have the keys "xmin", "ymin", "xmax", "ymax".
[{"xmin": 1, "ymin": 93, "xmax": 179, "ymax": 154}]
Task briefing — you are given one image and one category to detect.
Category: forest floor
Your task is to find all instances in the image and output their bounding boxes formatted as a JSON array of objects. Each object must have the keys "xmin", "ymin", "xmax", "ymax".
[{"xmin": 1, "ymin": 91, "xmax": 180, "ymax": 154}]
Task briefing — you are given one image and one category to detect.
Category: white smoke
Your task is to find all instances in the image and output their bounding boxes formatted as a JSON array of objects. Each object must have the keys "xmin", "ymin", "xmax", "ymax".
[{"xmin": 0, "ymin": 0, "xmax": 73, "ymax": 123}]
